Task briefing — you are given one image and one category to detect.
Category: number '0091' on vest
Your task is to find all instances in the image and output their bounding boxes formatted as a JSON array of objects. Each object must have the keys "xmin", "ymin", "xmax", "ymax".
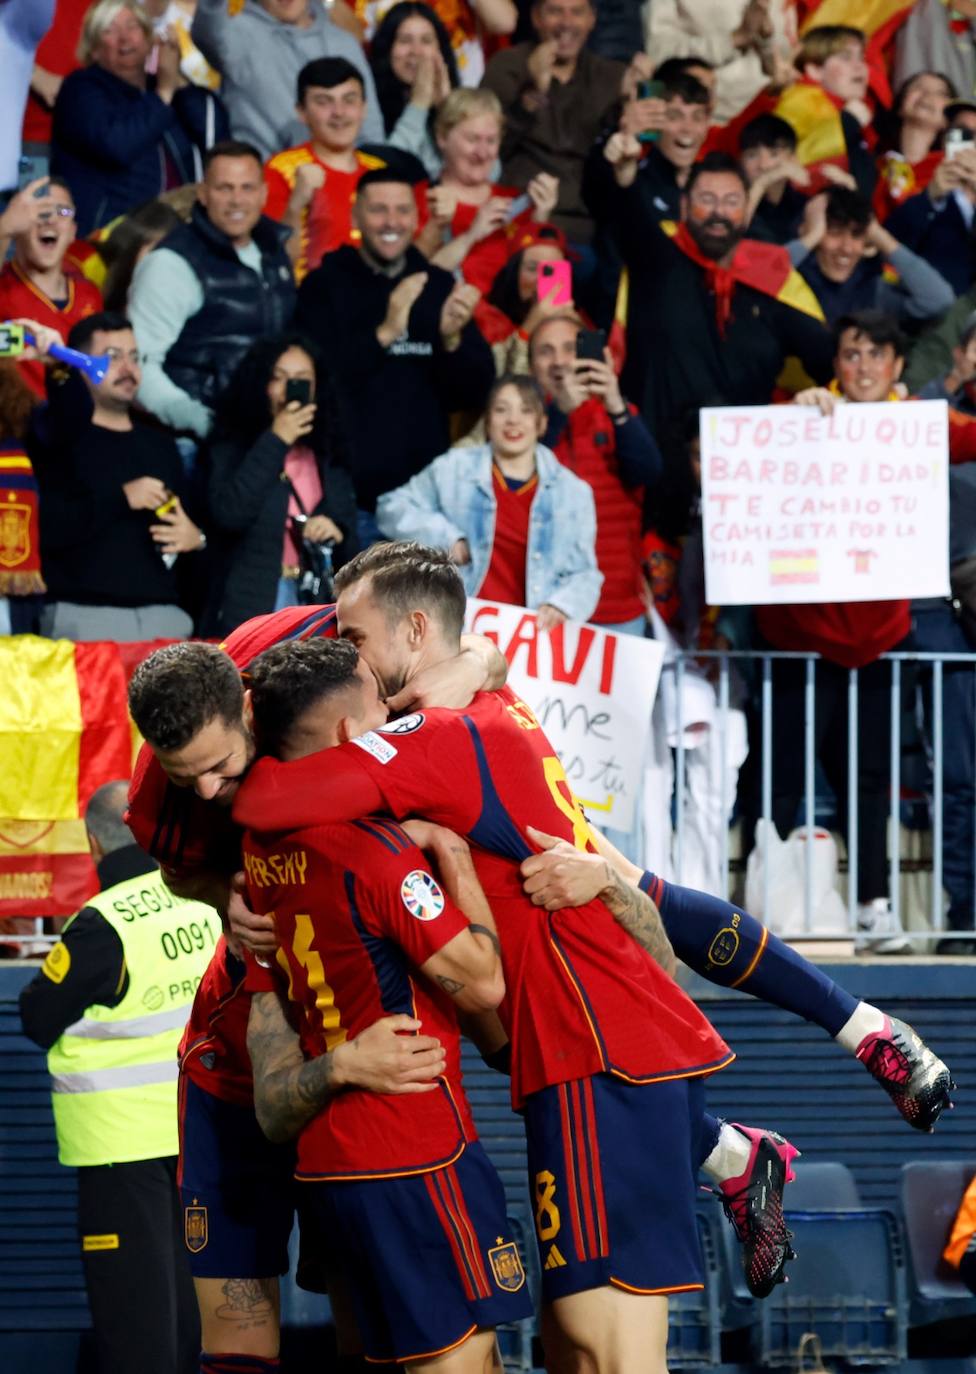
[{"xmin": 46, "ymin": 872, "xmax": 218, "ymax": 1167}]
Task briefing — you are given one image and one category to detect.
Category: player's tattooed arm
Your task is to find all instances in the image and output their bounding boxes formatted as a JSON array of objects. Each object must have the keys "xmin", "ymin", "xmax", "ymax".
[
  {"xmin": 247, "ymin": 991, "xmax": 448, "ymax": 1143},
  {"xmin": 520, "ymin": 827, "xmax": 675, "ymax": 976},
  {"xmin": 247, "ymin": 989, "xmax": 336, "ymax": 1143},
  {"xmin": 597, "ymin": 864, "xmax": 676, "ymax": 978}
]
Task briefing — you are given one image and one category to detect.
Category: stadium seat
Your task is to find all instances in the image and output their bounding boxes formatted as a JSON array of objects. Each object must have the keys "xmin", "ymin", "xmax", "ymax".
[
  {"xmin": 758, "ymin": 1209, "xmax": 907, "ymax": 1366},
  {"xmin": 900, "ymin": 1160, "xmax": 976, "ymax": 1327},
  {"xmin": 786, "ymin": 1160, "xmax": 863, "ymax": 1210}
]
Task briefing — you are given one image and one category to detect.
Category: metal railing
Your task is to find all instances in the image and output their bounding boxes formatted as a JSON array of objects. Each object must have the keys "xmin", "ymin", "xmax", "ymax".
[{"xmin": 671, "ymin": 648, "xmax": 976, "ymax": 945}]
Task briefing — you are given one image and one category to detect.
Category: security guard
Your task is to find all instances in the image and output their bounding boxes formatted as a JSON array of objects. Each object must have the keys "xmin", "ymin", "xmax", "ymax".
[{"xmin": 20, "ymin": 780, "xmax": 216, "ymax": 1374}]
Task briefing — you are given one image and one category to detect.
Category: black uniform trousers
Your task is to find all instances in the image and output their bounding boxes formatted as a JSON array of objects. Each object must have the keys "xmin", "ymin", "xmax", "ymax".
[{"xmin": 77, "ymin": 1156, "xmax": 199, "ymax": 1374}]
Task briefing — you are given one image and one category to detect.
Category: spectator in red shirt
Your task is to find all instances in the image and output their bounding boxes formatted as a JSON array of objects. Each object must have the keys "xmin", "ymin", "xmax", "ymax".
[
  {"xmin": 474, "ymin": 221, "xmax": 575, "ymax": 365},
  {"xmin": 418, "ymin": 86, "xmax": 559, "ymax": 293},
  {"xmin": 529, "ymin": 311, "xmax": 660, "ymax": 632},
  {"xmin": 376, "ymin": 374, "xmax": 602, "ymax": 627},
  {"xmin": 264, "ymin": 57, "xmax": 392, "ymax": 282},
  {"xmin": 0, "ymin": 176, "xmax": 101, "ymax": 398}
]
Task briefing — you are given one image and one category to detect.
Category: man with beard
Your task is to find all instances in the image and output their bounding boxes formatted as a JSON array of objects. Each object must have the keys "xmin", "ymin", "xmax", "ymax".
[
  {"xmin": 295, "ymin": 169, "xmax": 493, "ymax": 546},
  {"xmin": 598, "ymin": 147, "xmax": 834, "ymax": 466}
]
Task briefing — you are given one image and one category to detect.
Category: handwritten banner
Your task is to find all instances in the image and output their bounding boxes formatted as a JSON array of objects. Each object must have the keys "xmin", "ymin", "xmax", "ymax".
[
  {"xmin": 464, "ymin": 600, "xmax": 663, "ymax": 830},
  {"xmin": 700, "ymin": 400, "xmax": 950, "ymax": 606}
]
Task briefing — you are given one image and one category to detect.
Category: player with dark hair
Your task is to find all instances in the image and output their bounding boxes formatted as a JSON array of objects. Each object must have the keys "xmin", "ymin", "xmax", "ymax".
[
  {"xmin": 126, "ymin": 607, "xmax": 508, "ymax": 1374},
  {"xmin": 233, "ymin": 542, "xmax": 954, "ymax": 1333},
  {"xmin": 241, "ymin": 636, "xmax": 532, "ymax": 1369}
]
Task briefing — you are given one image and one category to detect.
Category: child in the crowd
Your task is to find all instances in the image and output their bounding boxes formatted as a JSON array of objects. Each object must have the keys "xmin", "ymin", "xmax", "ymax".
[
  {"xmin": 740, "ymin": 112, "xmax": 809, "ymax": 243},
  {"xmin": 774, "ymin": 25, "xmax": 876, "ymax": 199}
]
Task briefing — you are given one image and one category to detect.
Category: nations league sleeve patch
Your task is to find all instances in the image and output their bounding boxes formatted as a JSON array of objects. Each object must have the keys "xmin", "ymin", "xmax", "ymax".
[
  {"xmin": 351, "ymin": 731, "xmax": 398, "ymax": 765},
  {"xmin": 400, "ymin": 869, "xmax": 446, "ymax": 921}
]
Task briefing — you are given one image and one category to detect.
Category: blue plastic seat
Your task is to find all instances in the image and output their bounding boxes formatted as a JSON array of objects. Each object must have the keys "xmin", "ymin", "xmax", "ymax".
[{"xmin": 758, "ymin": 1208, "xmax": 907, "ymax": 1366}]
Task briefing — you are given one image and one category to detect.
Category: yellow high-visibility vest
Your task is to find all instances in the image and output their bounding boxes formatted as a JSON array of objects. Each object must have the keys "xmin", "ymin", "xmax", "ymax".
[{"xmin": 46, "ymin": 869, "xmax": 218, "ymax": 1166}]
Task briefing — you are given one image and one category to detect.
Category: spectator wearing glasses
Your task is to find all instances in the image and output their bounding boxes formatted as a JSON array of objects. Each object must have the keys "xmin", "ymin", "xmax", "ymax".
[
  {"xmin": 51, "ymin": 0, "xmax": 229, "ymax": 236},
  {"xmin": 31, "ymin": 312, "xmax": 206, "ymax": 642},
  {"xmin": 0, "ymin": 177, "xmax": 102, "ymax": 399}
]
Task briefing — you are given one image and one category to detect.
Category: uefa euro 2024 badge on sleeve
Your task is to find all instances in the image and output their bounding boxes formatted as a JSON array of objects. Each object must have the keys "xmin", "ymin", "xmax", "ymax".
[{"xmin": 401, "ymin": 870, "xmax": 445, "ymax": 921}]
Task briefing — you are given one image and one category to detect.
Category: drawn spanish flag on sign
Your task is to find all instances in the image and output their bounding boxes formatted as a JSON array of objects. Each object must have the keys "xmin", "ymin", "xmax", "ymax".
[
  {"xmin": 769, "ymin": 549, "xmax": 821, "ymax": 586},
  {"xmin": 0, "ymin": 637, "xmax": 166, "ymax": 917}
]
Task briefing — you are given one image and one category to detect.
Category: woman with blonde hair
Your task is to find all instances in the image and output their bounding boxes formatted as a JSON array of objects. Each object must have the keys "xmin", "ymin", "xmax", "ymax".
[
  {"xmin": 51, "ymin": 0, "xmax": 228, "ymax": 234},
  {"xmin": 419, "ymin": 86, "xmax": 560, "ymax": 293}
]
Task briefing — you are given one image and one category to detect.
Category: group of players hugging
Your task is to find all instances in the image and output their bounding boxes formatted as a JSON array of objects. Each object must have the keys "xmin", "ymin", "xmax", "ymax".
[{"xmin": 125, "ymin": 540, "xmax": 955, "ymax": 1374}]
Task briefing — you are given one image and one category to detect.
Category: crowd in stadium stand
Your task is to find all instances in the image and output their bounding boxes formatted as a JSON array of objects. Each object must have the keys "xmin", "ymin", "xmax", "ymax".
[{"xmin": 4, "ymin": 0, "xmax": 976, "ymax": 956}]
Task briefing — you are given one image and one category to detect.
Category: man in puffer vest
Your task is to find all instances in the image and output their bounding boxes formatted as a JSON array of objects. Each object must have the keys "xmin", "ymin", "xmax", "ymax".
[{"xmin": 20, "ymin": 780, "xmax": 215, "ymax": 1374}]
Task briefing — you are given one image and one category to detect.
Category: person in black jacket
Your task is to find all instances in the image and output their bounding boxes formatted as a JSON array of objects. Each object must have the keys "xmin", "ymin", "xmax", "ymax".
[
  {"xmin": 295, "ymin": 167, "xmax": 494, "ymax": 547},
  {"xmin": 204, "ymin": 332, "xmax": 357, "ymax": 636},
  {"xmin": 31, "ymin": 311, "xmax": 207, "ymax": 641},
  {"xmin": 51, "ymin": 2, "xmax": 228, "ymax": 236}
]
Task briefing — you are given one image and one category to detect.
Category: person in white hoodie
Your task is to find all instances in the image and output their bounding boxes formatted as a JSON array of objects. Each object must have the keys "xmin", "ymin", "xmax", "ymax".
[{"xmin": 192, "ymin": 0, "xmax": 383, "ymax": 159}]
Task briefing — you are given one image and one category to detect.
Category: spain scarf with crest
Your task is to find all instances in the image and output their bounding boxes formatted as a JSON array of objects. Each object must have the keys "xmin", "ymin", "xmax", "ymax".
[
  {"xmin": 0, "ymin": 441, "xmax": 45, "ymax": 596},
  {"xmin": 660, "ymin": 220, "xmax": 826, "ymax": 337}
]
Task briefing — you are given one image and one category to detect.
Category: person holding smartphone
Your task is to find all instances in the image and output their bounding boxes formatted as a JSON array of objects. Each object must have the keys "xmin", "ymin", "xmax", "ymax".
[{"xmin": 204, "ymin": 332, "xmax": 358, "ymax": 636}]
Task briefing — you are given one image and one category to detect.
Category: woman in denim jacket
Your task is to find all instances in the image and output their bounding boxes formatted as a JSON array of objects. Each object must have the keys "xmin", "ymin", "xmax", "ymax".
[{"xmin": 377, "ymin": 374, "xmax": 603, "ymax": 627}]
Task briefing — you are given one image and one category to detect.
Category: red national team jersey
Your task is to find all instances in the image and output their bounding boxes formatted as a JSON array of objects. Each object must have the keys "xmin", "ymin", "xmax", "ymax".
[
  {"xmin": 242, "ymin": 817, "xmax": 477, "ymax": 1178},
  {"xmin": 178, "ymin": 936, "xmax": 254, "ymax": 1106},
  {"xmin": 235, "ymin": 688, "xmax": 733, "ymax": 1107},
  {"xmin": 0, "ymin": 261, "xmax": 102, "ymax": 398},
  {"xmin": 126, "ymin": 604, "xmax": 338, "ymax": 877},
  {"xmin": 125, "ymin": 604, "xmax": 338, "ymax": 1107}
]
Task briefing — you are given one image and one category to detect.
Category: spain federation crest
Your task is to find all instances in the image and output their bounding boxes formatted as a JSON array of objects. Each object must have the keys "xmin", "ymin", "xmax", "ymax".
[
  {"xmin": 0, "ymin": 501, "xmax": 30, "ymax": 568},
  {"xmin": 185, "ymin": 1205, "xmax": 208, "ymax": 1253},
  {"xmin": 707, "ymin": 926, "xmax": 740, "ymax": 968},
  {"xmin": 489, "ymin": 1240, "xmax": 526, "ymax": 1291}
]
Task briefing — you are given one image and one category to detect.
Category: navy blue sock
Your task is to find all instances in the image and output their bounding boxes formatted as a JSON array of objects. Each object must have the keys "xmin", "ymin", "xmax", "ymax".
[
  {"xmin": 639, "ymin": 872, "xmax": 858, "ymax": 1036},
  {"xmin": 200, "ymin": 1356, "xmax": 280, "ymax": 1373}
]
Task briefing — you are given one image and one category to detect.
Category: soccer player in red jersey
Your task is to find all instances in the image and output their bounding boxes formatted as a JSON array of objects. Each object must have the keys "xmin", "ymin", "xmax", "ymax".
[
  {"xmin": 233, "ymin": 559, "xmax": 741, "ymax": 1371},
  {"xmin": 127, "ymin": 606, "xmax": 505, "ymax": 1373},
  {"xmin": 233, "ymin": 542, "xmax": 955, "ymax": 1360},
  {"xmin": 240, "ymin": 638, "xmax": 532, "ymax": 1369}
]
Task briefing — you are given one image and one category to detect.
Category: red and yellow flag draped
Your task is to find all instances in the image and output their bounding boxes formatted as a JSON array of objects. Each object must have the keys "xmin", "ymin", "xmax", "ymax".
[
  {"xmin": 774, "ymin": 80, "xmax": 849, "ymax": 187},
  {"xmin": 0, "ymin": 637, "xmax": 173, "ymax": 917}
]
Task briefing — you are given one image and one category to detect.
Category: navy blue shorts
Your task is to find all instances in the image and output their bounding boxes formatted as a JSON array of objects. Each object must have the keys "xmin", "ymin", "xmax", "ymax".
[
  {"xmin": 523, "ymin": 1073, "xmax": 707, "ymax": 1302},
  {"xmin": 298, "ymin": 1141, "xmax": 533, "ymax": 1364},
  {"xmin": 178, "ymin": 1075, "xmax": 295, "ymax": 1279}
]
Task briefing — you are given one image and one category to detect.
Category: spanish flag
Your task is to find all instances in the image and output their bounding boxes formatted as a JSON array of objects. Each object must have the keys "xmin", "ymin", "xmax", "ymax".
[
  {"xmin": 660, "ymin": 220, "xmax": 826, "ymax": 334},
  {"xmin": 0, "ymin": 638, "xmax": 147, "ymax": 917},
  {"xmin": 774, "ymin": 80, "xmax": 849, "ymax": 188}
]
